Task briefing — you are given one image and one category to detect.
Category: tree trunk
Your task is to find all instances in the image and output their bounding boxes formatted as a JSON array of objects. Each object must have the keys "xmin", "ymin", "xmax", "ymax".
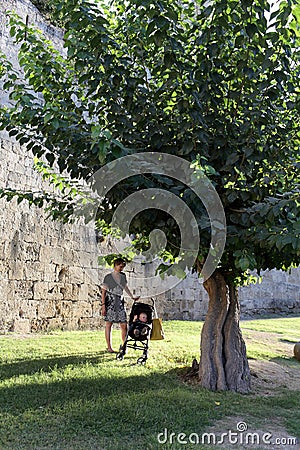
[{"xmin": 198, "ymin": 271, "xmax": 251, "ymax": 393}]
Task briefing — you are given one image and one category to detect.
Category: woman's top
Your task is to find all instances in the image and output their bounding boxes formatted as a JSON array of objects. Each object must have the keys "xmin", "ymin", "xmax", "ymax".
[{"xmin": 102, "ymin": 272, "xmax": 127, "ymax": 297}]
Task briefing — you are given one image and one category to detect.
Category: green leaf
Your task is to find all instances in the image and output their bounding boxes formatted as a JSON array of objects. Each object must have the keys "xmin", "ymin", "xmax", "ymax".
[
  {"xmin": 246, "ymin": 23, "xmax": 257, "ymax": 38},
  {"xmin": 52, "ymin": 118, "xmax": 60, "ymax": 129},
  {"xmin": 152, "ymin": 30, "xmax": 165, "ymax": 47},
  {"xmin": 1, "ymin": 1, "xmax": 299, "ymax": 285}
]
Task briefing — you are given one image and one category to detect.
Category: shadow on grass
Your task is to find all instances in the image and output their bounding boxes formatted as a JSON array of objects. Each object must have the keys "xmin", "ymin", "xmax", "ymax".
[
  {"xmin": 0, "ymin": 352, "xmax": 113, "ymax": 381},
  {"xmin": 271, "ymin": 355, "xmax": 300, "ymax": 368},
  {"xmin": 0, "ymin": 363, "xmax": 299, "ymax": 449},
  {"xmin": 280, "ymin": 338, "xmax": 299, "ymax": 344},
  {"xmin": 0, "ymin": 367, "xmax": 222, "ymax": 449},
  {"xmin": 0, "ymin": 371, "xmax": 172, "ymax": 411}
]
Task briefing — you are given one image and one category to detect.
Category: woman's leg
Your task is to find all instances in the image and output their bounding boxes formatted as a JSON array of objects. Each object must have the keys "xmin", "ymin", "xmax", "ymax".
[
  {"xmin": 105, "ymin": 321, "xmax": 114, "ymax": 352},
  {"xmin": 120, "ymin": 322, "xmax": 128, "ymax": 343}
]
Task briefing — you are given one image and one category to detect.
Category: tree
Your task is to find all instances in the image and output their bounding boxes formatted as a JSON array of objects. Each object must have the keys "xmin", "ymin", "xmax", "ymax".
[
  {"xmin": 29, "ymin": 0, "xmax": 56, "ymax": 21},
  {"xmin": 1, "ymin": 0, "xmax": 299, "ymax": 392}
]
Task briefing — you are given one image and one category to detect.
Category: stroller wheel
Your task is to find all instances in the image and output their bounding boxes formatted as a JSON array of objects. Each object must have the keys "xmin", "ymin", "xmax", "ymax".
[
  {"xmin": 116, "ymin": 352, "xmax": 124, "ymax": 361},
  {"xmin": 137, "ymin": 356, "xmax": 147, "ymax": 365}
]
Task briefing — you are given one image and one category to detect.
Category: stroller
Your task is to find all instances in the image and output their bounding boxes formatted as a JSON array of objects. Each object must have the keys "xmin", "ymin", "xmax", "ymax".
[{"xmin": 116, "ymin": 299, "xmax": 154, "ymax": 365}]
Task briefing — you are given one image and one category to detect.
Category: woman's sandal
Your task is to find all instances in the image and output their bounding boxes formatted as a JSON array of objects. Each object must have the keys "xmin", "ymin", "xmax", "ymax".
[{"xmin": 106, "ymin": 348, "xmax": 115, "ymax": 353}]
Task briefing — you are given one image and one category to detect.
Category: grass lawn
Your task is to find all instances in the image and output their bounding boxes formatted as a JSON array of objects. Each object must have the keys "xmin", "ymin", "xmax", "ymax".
[{"xmin": 0, "ymin": 317, "xmax": 299, "ymax": 450}]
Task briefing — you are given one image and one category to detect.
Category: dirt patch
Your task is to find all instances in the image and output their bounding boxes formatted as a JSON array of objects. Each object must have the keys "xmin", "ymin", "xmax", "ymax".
[
  {"xmin": 181, "ymin": 357, "xmax": 300, "ymax": 394},
  {"xmin": 249, "ymin": 359, "xmax": 300, "ymax": 395},
  {"xmin": 0, "ymin": 333, "xmax": 41, "ymax": 339},
  {"xmin": 244, "ymin": 328, "xmax": 300, "ymax": 395}
]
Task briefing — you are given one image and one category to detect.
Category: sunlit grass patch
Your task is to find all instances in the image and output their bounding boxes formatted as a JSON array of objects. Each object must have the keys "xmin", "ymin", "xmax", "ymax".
[{"xmin": 0, "ymin": 317, "xmax": 299, "ymax": 449}]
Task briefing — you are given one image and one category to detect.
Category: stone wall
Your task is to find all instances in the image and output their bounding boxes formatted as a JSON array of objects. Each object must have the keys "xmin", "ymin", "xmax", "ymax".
[
  {"xmin": 157, "ymin": 268, "xmax": 300, "ymax": 321},
  {"xmin": 239, "ymin": 269, "xmax": 300, "ymax": 318},
  {"xmin": 0, "ymin": 0, "xmax": 299, "ymax": 334},
  {"xmin": 0, "ymin": 134, "xmax": 104, "ymax": 333},
  {"xmin": 0, "ymin": 0, "xmax": 103, "ymax": 333}
]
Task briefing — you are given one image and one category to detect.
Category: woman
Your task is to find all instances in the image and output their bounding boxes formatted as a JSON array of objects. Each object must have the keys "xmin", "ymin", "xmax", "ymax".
[{"xmin": 101, "ymin": 258, "xmax": 139, "ymax": 353}]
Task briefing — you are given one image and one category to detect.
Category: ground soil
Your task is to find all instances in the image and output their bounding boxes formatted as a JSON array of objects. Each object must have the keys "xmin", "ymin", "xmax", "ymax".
[{"xmin": 249, "ymin": 358, "xmax": 299, "ymax": 394}]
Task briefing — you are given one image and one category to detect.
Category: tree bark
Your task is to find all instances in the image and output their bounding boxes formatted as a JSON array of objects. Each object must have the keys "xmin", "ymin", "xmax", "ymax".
[{"xmin": 198, "ymin": 271, "xmax": 251, "ymax": 393}]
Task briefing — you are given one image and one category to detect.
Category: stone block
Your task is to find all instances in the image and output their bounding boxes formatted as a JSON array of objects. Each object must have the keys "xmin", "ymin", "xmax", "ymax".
[
  {"xmin": 55, "ymin": 300, "xmax": 73, "ymax": 319},
  {"xmin": 0, "ymin": 318, "xmax": 13, "ymax": 333},
  {"xmin": 91, "ymin": 300, "xmax": 101, "ymax": 318},
  {"xmin": 8, "ymin": 171, "xmax": 22, "ymax": 186},
  {"xmin": 33, "ymin": 282, "xmax": 49, "ymax": 300},
  {"xmin": 77, "ymin": 250, "xmax": 95, "ymax": 268},
  {"xmin": 84, "ymin": 267, "xmax": 101, "ymax": 286},
  {"xmin": 33, "ymin": 281, "xmax": 64, "ymax": 301},
  {"xmin": 72, "ymin": 301, "xmax": 92, "ymax": 318},
  {"xmin": 62, "ymin": 318, "xmax": 79, "ymax": 331},
  {"xmin": 59, "ymin": 283, "xmax": 79, "ymax": 301},
  {"xmin": 0, "ymin": 241, "xmax": 6, "ymax": 260},
  {"xmin": 22, "ymin": 230, "xmax": 43, "ymax": 243},
  {"xmin": 12, "ymin": 280, "xmax": 34, "ymax": 300},
  {"xmin": 43, "ymin": 264, "xmax": 58, "ymax": 282},
  {"xmin": 39, "ymin": 246, "xmax": 53, "ymax": 264},
  {"xmin": 13, "ymin": 318, "xmax": 31, "ymax": 334},
  {"xmin": 44, "ymin": 234, "xmax": 59, "ymax": 247},
  {"xmin": 287, "ymin": 285, "xmax": 300, "ymax": 300},
  {"xmin": 48, "ymin": 318, "xmax": 64, "ymax": 331},
  {"xmin": 18, "ymin": 300, "xmax": 38, "ymax": 318},
  {"xmin": 63, "ymin": 248, "xmax": 75, "ymax": 266},
  {"xmin": 0, "ymin": 279, "xmax": 11, "ymax": 302},
  {"xmin": 0, "ymin": 299, "xmax": 18, "ymax": 323},
  {"xmin": 37, "ymin": 300, "xmax": 56, "ymax": 318},
  {"xmin": 8, "ymin": 262, "xmax": 24, "ymax": 280},
  {"xmin": 78, "ymin": 317, "xmax": 103, "ymax": 330},
  {"xmin": 56, "ymin": 266, "xmax": 69, "ymax": 282},
  {"xmin": 23, "ymin": 262, "xmax": 44, "ymax": 281},
  {"xmin": 30, "ymin": 318, "xmax": 49, "ymax": 332},
  {"xmin": 78, "ymin": 283, "xmax": 89, "ymax": 301},
  {"xmin": 40, "ymin": 246, "xmax": 64, "ymax": 265},
  {"xmin": 23, "ymin": 242, "xmax": 41, "ymax": 261},
  {"xmin": 88, "ymin": 282, "xmax": 100, "ymax": 297},
  {"xmin": 68, "ymin": 266, "xmax": 85, "ymax": 284},
  {"xmin": 288, "ymin": 270, "xmax": 300, "ymax": 285}
]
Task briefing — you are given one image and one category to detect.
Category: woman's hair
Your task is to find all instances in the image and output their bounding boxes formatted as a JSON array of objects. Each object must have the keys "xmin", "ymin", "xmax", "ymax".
[{"xmin": 113, "ymin": 257, "xmax": 126, "ymax": 267}]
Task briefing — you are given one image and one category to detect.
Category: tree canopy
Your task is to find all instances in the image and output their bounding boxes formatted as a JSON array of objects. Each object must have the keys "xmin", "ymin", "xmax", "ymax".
[{"xmin": 1, "ymin": 0, "xmax": 300, "ymax": 285}]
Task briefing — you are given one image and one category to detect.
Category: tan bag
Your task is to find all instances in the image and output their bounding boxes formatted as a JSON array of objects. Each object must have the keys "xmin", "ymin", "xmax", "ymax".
[
  {"xmin": 150, "ymin": 302, "xmax": 164, "ymax": 340},
  {"xmin": 151, "ymin": 318, "xmax": 164, "ymax": 340}
]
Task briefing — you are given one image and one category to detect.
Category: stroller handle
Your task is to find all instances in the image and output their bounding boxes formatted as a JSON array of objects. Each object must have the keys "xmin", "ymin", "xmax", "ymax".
[{"xmin": 133, "ymin": 297, "xmax": 155, "ymax": 306}]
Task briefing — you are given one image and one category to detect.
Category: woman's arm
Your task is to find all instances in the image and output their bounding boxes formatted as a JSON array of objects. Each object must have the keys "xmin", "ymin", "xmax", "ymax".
[{"xmin": 124, "ymin": 284, "xmax": 139, "ymax": 301}]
